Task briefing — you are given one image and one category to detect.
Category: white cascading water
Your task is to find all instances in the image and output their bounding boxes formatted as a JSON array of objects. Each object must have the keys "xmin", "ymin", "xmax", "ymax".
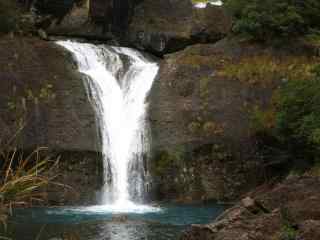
[{"xmin": 57, "ymin": 41, "xmax": 159, "ymax": 212}]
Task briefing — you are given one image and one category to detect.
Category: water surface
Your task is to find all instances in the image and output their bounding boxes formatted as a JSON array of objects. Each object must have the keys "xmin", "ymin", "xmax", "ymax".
[{"xmin": 6, "ymin": 203, "xmax": 225, "ymax": 240}]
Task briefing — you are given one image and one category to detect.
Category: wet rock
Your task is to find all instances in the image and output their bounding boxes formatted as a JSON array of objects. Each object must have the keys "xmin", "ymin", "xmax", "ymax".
[
  {"xmin": 37, "ymin": 28, "xmax": 47, "ymax": 40},
  {"xmin": 112, "ymin": 215, "xmax": 129, "ymax": 222},
  {"xmin": 242, "ymin": 197, "xmax": 269, "ymax": 214}
]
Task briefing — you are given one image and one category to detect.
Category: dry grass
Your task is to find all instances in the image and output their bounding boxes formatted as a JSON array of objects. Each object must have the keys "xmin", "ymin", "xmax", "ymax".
[
  {"xmin": 0, "ymin": 147, "xmax": 60, "ymax": 235},
  {"xmin": 0, "ymin": 147, "xmax": 59, "ymax": 208},
  {"xmin": 0, "ymin": 125, "xmax": 61, "ymax": 236},
  {"xmin": 218, "ymin": 55, "xmax": 319, "ymax": 86}
]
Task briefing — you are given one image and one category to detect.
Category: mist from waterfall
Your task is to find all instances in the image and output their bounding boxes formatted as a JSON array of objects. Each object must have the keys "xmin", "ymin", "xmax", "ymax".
[{"xmin": 57, "ymin": 41, "xmax": 159, "ymax": 212}]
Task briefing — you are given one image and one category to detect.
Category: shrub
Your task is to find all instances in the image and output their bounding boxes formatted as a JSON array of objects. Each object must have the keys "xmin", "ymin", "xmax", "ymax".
[
  {"xmin": 223, "ymin": 0, "xmax": 320, "ymax": 41},
  {"xmin": 275, "ymin": 65, "xmax": 320, "ymax": 158},
  {"xmin": 250, "ymin": 65, "xmax": 320, "ymax": 169}
]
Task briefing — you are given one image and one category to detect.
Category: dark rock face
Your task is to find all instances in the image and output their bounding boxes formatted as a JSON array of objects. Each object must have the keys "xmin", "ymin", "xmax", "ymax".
[
  {"xmin": 33, "ymin": 0, "xmax": 231, "ymax": 53},
  {"xmin": 34, "ymin": 0, "xmax": 137, "ymax": 40},
  {"xmin": 181, "ymin": 176, "xmax": 320, "ymax": 240},
  {"xmin": 148, "ymin": 38, "xmax": 319, "ymax": 202},
  {"xmin": 128, "ymin": 0, "xmax": 232, "ymax": 55},
  {"xmin": 34, "ymin": 0, "xmax": 75, "ymax": 19},
  {"xmin": 149, "ymin": 40, "xmax": 275, "ymax": 202},
  {"xmin": 0, "ymin": 36, "xmax": 102, "ymax": 205},
  {"xmin": 35, "ymin": 0, "xmax": 110, "ymax": 40}
]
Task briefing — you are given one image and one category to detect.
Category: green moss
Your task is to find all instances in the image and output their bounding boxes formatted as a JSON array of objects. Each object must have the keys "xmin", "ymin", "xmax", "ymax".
[
  {"xmin": 250, "ymin": 105, "xmax": 276, "ymax": 133},
  {"xmin": 203, "ymin": 121, "xmax": 224, "ymax": 136},
  {"xmin": 188, "ymin": 121, "xmax": 202, "ymax": 134},
  {"xmin": 279, "ymin": 224, "xmax": 297, "ymax": 240},
  {"xmin": 152, "ymin": 146, "xmax": 186, "ymax": 175},
  {"xmin": 179, "ymin": 55, "xmax": 216, "ymax": 69},
  {"xmin": 205, "ymin": 144, "xmax": 233, "ymax": 164},
  {"xmin": 200, "ymin": 76, "xmax": 211, "ymax": 99}
]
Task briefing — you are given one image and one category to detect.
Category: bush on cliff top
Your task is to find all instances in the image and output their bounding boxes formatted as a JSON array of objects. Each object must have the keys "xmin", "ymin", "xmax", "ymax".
[{"xmin": 224, "ymin": 0, "xmax": 320, "ymax": 41}]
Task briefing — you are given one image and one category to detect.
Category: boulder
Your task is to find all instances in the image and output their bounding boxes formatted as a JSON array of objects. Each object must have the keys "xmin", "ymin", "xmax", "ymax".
[
  {"xmin": 128, "ymin": 0, "xmax": 232, "ymax": 55},
  {"xmin": 36, "ymin": 0, "xmax": 112, "ymax": 40}
]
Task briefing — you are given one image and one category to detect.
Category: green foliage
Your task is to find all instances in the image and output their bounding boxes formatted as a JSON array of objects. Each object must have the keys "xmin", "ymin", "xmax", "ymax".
[
  {"xmin": 0, "ymin": 0, "xmax": 20, "ymax": 34},
  {"xmin": 251, "ymin": 106, "xmax": 276, "ymax": 133},
  {"xmin": 279, "ymin": 207, "xmax": 298, "ymax": 240},
  {"xmin": 275, "ymin": 65, "xmax": 320, "ymax": 157},
  {"xmin": 251, "ymin": 64, "xmax": 320, "ymax": 169},
  {"xmin": 224, "ymin": 0, "xmax": 320, "ymax": 41},
  {"xmin": 280, "ymin": 224, "xmax": 297, "ymax": 240}
]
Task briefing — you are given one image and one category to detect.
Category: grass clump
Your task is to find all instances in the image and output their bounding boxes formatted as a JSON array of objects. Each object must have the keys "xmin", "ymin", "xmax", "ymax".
[{"xmin": 0, "ymin": 130, "xmax": 59, "ymax": 235}]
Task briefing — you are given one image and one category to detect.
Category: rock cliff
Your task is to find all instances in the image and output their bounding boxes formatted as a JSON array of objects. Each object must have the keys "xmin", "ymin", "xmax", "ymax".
[
  {"xmin": 0, "ymin": 36, "xmax": 102, "ymax": 204},
  {"xmin": 149, "ymin": 38, "xmax": 319, "ymax": 202}
]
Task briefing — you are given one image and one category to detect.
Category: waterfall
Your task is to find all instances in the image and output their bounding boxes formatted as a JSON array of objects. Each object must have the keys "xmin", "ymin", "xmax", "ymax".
[{"xmin": 57, "ymin": 41, "xmax": 159, "ymax": 211}]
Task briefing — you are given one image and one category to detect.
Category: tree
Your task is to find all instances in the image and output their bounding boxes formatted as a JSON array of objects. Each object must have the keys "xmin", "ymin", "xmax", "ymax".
[{"xmin": 223, "ymin": 0, "xmax": 320, "ymax": 41}]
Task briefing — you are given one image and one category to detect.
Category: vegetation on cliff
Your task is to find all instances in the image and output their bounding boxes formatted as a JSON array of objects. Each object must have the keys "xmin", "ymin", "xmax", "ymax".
[
  {"xmin": 251, "ymin": 64, "xmax": 320, "ymax": 172},
  {"xmin": 224, "ymin": 0, "xmax": 320, "ymax": 42}
]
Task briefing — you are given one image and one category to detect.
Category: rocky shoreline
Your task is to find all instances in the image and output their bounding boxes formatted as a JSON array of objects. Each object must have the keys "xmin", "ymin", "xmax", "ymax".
[{"xmin": 181, "ymin": 175, "xmax": 320, "ymax": 240}]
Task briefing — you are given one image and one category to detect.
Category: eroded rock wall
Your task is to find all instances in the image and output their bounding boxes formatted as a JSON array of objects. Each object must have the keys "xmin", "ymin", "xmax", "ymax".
[{"xmin": 0, "ymin": 36, "xmax": 102, "ymax": 205}]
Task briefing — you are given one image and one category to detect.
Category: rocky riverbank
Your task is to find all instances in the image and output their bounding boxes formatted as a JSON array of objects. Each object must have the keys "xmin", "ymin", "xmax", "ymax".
[{"xmin": 181, "ymin": 175, "xmax": 320, "ymax": 240}]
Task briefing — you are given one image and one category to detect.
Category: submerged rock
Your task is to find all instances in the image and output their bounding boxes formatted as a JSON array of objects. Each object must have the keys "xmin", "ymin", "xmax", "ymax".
[{"xmin": 112, "ymin": 215, "xmax": 129, "ymax": 222}]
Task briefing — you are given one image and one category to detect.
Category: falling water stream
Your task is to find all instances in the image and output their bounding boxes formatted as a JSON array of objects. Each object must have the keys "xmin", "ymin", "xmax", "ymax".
[{"xmin": 57, "ymin": 41, "xmax": 159, "ymax": 212}]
